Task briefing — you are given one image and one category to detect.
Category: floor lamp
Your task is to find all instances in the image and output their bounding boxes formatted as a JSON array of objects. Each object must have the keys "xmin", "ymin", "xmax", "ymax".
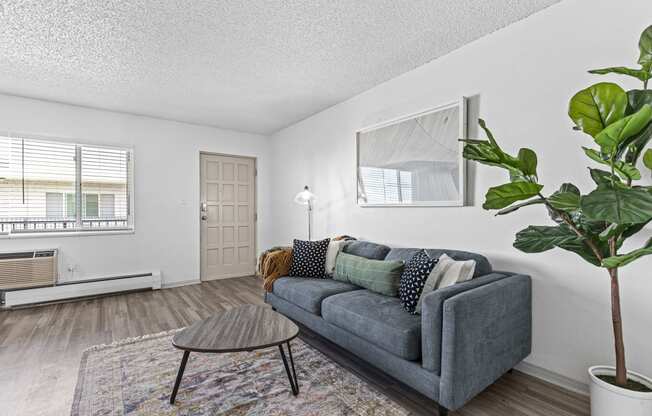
[{"xmin": 294, "ymin": 185, "xmax": 316, "ymax": 240}]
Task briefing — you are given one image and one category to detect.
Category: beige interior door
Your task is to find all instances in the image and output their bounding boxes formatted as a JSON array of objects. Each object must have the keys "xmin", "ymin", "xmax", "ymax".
[{"xmin": 200, "ymin": 153, "xmax": 256, "ymax": 280}]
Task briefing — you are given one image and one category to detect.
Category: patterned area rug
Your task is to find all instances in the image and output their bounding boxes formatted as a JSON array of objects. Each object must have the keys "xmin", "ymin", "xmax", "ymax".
[{"xmin": 72, "ymin": 329, "xmax": 411, "ymax": 415}]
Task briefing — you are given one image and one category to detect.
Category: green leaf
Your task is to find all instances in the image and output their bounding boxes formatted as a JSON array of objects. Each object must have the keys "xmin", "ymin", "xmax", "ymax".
[
  {"xmin": 603, "ymin": 247, "xmax": 652, "ymax": 268},
  {"xmin": 559, "ymin": 183, "xmax": 580, "ymax": 194},
  {"xmin": 496, "ymin": 198, "xmax": 544, "ymax": 216},
  {"xmin": 549, "ymin": 192, "xmax": 581, "ymax": 212},
  {"xmin": 573, "ymin": 212, "xmax": 608, "ymax": 236},
  {"xmin": 513, "ymin": 225, "xmax": 577, "ymax": 253},
  {"xmin": 588, "ymin": 67, "xmax": 652, "ymax": 82},
  {"xmin": 599, "ymin": 223, "xmax": 629, "ymax": 241},
  {"xmin": 483, "ymin": 182, "xmax": 544, "ymax": 210},
  {"xmin": 543, "ymin": 204, "xmax": 606, "ymax": 238},
  {"xmin": 624, "ymin": 122, "xmax": 652, "ymax": 165},
  {"xmin": 599, "ymin": 219, "xmax": 652, "ymax": 248},
  {"xmin": 595, "ymin": 104, "xmax": 652, "ymax": 154},
  {"xmin": 621, "ymin": 218, "xmax": 652, "ymax": 240},
  {"xmin": 463, "ymin": 141, "xmax": 501, "ymax": 163},
  {"xmin": 513, "ymin": 225, "xmax": 607, "ymax": 266},
  {"xmin": 589, "ymin": 168, "xmax": 620, "ymax": 186},
  {"xmin": 556, "ymin": 237, "xmax": 605, "ymax": 267},
  {"xmin": 478, "ymin": 119, "xmax": 498, "ymax": 146},
  {"xmin": 602, "ymin": 239, "xmax": 652, "ymax": 268},
  {"xmin": 627, "ymin": 90, "xmax": 652, "ymax": 113},
  {"xmin": 547, "ymin": 183, "xmax": 581, "ymax": 212},
  {"xmin": 622, "ymin": 90, "xmax": 652, "ymax": 163},
  {"xmin": 463, "ymin": 141, "xmax": 524, "ymax": 178},
  {"xmin": 581, "ymin": 184, "xmax": 652, "ymax": 224},
  {"xmin": 569, "ymin": 83, "xmax": 628, "ymax": 137},
  {"xmin": 644, "ymin": 149, "xmax": 652, "ymax": 170},
  {"xmin": 639, "ymin": 25, "xmax": 652, "ymax": 68},
  {"xmin": 463, "ymin": 120, "xmax": 534, "ymax": 181},
  {"xmin": 583, "ymin": 147, "xmax": 641, "ymax": 180},
  {"xmin": 517, "ymin": 148, "xmax": 538, "ymax": 177}
]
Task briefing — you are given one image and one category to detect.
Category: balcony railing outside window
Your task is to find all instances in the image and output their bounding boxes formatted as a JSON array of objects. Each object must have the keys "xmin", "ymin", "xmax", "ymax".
[{"xmin": 0, "ymin": 135, "xmax": 133, "ymax": 235}]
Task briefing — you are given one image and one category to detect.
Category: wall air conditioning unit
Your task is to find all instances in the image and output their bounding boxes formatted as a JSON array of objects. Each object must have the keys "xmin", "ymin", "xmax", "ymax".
[{"xmin": 0, "ymin": 249, "xmax": 58, "ymax": 290}]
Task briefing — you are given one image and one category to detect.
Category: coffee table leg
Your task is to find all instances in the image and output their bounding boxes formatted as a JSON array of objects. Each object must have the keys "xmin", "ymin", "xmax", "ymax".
[
  {"xmin": 278, "ymin": 342, "xmax": 299, "ymax": 395},
  {"xmin": 170, "ymin": 350, "xmax": 190, "ymax": 404}
]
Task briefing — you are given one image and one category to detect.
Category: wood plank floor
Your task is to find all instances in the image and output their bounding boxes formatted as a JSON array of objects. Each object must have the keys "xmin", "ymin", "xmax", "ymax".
[{"xmin": 0, "ymin": 276, "xmax": 590, "ymax": 416}]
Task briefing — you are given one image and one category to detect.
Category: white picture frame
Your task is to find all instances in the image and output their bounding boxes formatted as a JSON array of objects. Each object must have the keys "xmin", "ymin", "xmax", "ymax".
[{"xmin": 356, "ymin": 97, "xmax": 467, "ymax": 207}]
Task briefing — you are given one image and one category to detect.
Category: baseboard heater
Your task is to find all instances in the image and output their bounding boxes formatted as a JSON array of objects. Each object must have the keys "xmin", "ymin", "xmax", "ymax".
[{"xmin": 1, "ymin": 271, "xmax": 162, "ymax": 308}]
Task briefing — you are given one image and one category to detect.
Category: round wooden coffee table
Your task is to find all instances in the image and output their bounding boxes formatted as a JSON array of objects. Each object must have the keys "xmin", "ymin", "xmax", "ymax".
[{"xmin": 169, "ymin": 304, "xmax": 300, "ymax": 404}]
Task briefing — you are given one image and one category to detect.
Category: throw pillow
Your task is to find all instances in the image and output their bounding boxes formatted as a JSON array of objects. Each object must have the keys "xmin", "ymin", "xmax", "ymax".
[
  {"xmin": 414, "ymin": 254, "xmax": 476, "ymax": 314},
  {"xmin": 398, "ymin": 250, "xmax": 438, "ymax": 314},
  {"xmin": 333, "ymin": 252, "xmax": 405, "ymax": 296},
  {"xmin": 434, "ymin": 253, "xmax": 476, "ymax": 290},
  {"xmin": 288, "ymin": 238, "xmax": 330, "ymax": 278},
  {"xmin": 325, "ymin": 239, "xmax": 348, "ymax": 275}
]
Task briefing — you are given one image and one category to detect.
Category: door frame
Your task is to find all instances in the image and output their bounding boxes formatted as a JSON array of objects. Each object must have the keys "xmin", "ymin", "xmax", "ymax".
[{"xmin": 199, "ymin": 151, "xmax": 258, "ymax": 281}]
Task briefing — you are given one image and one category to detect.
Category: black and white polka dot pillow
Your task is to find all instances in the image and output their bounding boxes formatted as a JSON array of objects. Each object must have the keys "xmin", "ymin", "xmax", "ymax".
[
  {"xmin": 399, "ymin": 250, "xmax": 439, "ymax": 314},
  {"xmin": 288, "ymin": 238, "xmax": 331, "ymax": 278}
]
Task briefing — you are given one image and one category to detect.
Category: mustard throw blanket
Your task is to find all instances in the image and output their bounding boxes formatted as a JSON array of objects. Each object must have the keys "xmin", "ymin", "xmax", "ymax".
[{"xmin": 257, "ymin": 246, "xmax": 292, "ymax": 292}]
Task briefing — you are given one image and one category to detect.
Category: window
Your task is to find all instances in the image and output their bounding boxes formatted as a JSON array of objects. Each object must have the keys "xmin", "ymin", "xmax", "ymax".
[
  {"xmin": 45, "ymin": 192, "xmax": 64, "ymax": 218},
  {"xmin": 83, "ymin": 193, "xmax": 99, "ymax": 218},
  {"xmin": 0, "ymin": 135, "xmax": 133, "ymax": 234},
  {"xmin": 100, "ymin": 194, "xmax": 115, "ymax": 218},
  {"xmin": 66, "ymin": 193, "xmax": 75, "ymax": 217}
]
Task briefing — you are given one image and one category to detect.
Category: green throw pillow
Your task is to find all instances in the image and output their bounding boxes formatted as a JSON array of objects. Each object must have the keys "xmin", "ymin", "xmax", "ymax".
[{"xmin": 334, "ymin": 252, "xmax": 405, "ymax": 296}]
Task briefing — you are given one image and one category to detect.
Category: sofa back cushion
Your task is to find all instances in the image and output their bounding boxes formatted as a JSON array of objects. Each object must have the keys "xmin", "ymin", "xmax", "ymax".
[
  {"xmin": 384, "ymin": 248, "xmax": 492, "ymax": 277},
  {"xmin": 333, "ymin": 252, "xmax": 405, "ymax": 296},
  {"xmin": 342, "ymin": 241, "xmax": 391, "ymax": 260}
]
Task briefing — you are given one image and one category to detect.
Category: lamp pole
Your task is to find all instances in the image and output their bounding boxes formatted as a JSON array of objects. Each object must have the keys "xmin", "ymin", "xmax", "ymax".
[
  {"xmin": 307, "ymin": 199, "xmax": 312, "ymax": 240},
  {"xmin": 294, "ymin": 185, "xmax": 315, "ymax": 241}
]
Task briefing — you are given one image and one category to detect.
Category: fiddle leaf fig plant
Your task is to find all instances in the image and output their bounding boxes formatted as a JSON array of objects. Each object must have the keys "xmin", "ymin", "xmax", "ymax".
[{"xmin": 462, "ymin": 25, "xmax": 652, "ymax": 389}]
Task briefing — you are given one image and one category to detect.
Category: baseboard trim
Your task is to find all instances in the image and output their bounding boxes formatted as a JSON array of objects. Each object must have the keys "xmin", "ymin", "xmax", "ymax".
[
  {"xmin": 201, "ymin": 272, "xmax": 254, "ymax": 281},
  {"xmin": 2, "ymin": 271, "xmax": 161, "ymax": 307},
  {"xmin": 516, "ymin": 361, "xmax": 589, "ymax": 396},
  {"xmin": 162, "ymin": 279, "xmax": 201, "ymax": 289}
]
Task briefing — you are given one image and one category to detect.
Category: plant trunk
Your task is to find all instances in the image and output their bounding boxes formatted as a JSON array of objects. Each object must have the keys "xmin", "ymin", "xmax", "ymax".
[{"xmin": 609, "ymin": 267, "xmax": 627, "ymax": 386}]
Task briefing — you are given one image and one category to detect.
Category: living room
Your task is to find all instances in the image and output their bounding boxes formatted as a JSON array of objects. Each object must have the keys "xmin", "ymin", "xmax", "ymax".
[{"xmin": 1, "ymin": 0, "xmax": 651, "ymax": 415}]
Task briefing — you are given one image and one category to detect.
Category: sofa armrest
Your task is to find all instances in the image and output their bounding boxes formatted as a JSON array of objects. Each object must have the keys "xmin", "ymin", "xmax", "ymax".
[
  {"xmin": 437, "ymin": 274, "xmax": 532, "ymax": 410},
  {"xmin": 421, "ymin": 272, "xmax": 511, "ymax": 373}
]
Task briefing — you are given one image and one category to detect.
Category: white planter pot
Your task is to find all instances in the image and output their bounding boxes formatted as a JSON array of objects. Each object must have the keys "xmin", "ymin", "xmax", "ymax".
[{"xmin": 589, "ymin": 366, "xmax": 652, "ymax": 416}]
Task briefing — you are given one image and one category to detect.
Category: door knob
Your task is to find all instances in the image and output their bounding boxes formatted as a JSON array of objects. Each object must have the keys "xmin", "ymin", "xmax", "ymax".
[{"xmin": 201, "ymin": 202, "xmax": 208, "ymax": 220}]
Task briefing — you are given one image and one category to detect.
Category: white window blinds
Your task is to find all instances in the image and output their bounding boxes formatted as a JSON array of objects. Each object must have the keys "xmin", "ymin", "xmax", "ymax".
[
  {"xmin": 0, "ymin": 134, "xmax": 133, "ymax": 234},
  {"xmin": 80, "ymin": 146, "xmax": 130, "ymax": 226}
]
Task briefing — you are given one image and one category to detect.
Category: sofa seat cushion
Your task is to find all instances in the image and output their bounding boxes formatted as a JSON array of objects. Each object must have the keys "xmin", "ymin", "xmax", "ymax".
[
  {"xmin": 272, "ymin": 277, "xmax": 361, "ymax": 315},
  {"xmin": 321, "ymin": 290, "xmax": 422, "ymax": 360}
]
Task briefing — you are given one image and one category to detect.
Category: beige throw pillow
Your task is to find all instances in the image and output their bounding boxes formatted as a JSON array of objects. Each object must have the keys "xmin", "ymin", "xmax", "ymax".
[
  {"xmin": 325, "ymin": 240, "xmax": 348, "ymax": 275},
  {"xmin": 414, "ymin": 253, "xmax": 476, "ymax": 314}
]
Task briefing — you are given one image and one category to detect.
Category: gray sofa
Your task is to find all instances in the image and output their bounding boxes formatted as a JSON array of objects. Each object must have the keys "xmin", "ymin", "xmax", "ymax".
[{"xmin": 265, "ymin": 241, "xmax": 532, "ymax": 414}]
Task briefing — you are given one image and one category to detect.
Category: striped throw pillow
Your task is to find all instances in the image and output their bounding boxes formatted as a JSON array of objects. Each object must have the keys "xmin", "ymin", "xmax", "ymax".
[{"xmin": 414, "ymin": 253, "xmax": 476, "ymax": 314}]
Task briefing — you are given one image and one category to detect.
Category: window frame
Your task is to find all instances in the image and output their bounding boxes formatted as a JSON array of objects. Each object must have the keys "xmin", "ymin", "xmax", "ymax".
[{"xmin": 0, "ymin": 132, "xmax": 134, "ymax": 238}]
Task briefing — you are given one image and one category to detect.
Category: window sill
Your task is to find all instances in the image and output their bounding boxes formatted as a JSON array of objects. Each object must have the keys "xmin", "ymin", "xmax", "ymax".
[{"xmin": 0, "ymin": 229, "xmax": 135, "ymax": 239}]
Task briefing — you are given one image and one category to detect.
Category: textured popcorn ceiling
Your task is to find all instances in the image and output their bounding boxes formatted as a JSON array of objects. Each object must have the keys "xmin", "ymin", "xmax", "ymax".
[{"xmin": 0, "ymin": 1, "xmax": 559, "ymax": 134}]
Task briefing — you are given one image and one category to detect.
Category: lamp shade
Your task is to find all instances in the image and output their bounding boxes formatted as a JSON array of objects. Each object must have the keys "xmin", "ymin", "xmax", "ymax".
[{"xmin": 294, "ymin": 185, "xmax": 315, "ymax": 205}]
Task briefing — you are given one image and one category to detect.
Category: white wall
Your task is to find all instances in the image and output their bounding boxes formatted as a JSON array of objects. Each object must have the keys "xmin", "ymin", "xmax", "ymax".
[
  {"xmin": 0, "ymin": 94, "xmax": 272, "ymax": 286},
  {"xmin": 269, "ymin": 0, "xmax": 652, "ymax": 387}
]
